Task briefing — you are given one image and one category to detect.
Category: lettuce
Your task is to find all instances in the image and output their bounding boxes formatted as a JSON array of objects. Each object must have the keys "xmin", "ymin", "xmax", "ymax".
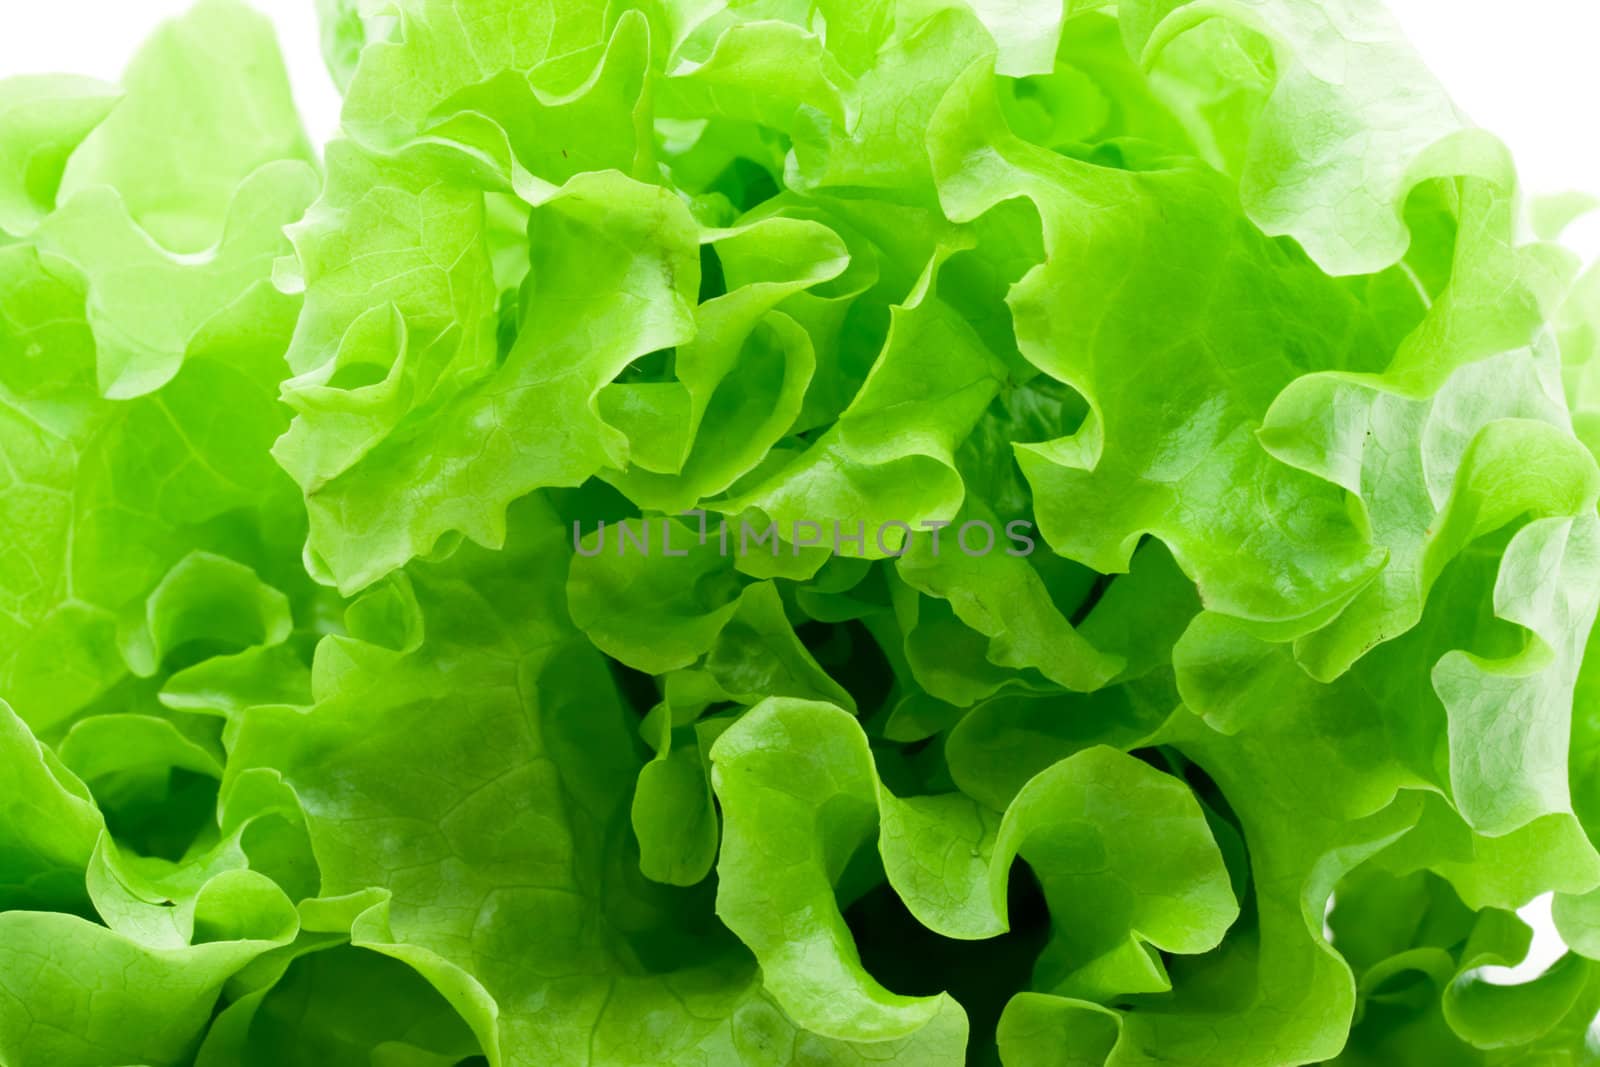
[{"xmin": 4, "ymin": 0, "xmax": 1600, "ymax": 1063}]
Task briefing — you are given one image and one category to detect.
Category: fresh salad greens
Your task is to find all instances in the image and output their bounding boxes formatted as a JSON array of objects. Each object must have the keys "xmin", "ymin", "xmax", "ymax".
[{"xmin": 5, "ymin": 0, "xmax": 1600, "ymax": 1063}]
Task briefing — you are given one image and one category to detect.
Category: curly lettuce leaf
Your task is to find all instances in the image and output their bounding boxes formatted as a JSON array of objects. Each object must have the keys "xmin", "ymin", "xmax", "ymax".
[{"xmin": 5, "ymin": 0, "xmax": 1600, "ymax": 1063}]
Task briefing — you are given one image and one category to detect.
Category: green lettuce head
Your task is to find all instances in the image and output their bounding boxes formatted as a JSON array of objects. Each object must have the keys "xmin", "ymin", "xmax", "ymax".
[{"xmin": 4, "ymin": 0, "xmax": 1600, "ymax": 1064}]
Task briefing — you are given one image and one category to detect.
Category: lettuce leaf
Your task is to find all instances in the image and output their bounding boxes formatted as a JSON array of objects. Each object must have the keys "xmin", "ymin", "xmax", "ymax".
[{"xmin": 5, "ymin": 0, "xmax": 1600, "ymax": 1064}]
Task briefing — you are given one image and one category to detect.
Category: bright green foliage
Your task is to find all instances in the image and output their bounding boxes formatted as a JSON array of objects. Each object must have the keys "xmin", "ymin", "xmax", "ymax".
[{"xmin": 3, "ymin": 0, "xmax": 1600, "ymax": 1064}]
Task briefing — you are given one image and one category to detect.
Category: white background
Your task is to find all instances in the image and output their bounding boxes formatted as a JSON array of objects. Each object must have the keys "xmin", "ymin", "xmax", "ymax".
[{"xmin": 1, "ymin": 0, "xmax": 1592, "ymax": 981}]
